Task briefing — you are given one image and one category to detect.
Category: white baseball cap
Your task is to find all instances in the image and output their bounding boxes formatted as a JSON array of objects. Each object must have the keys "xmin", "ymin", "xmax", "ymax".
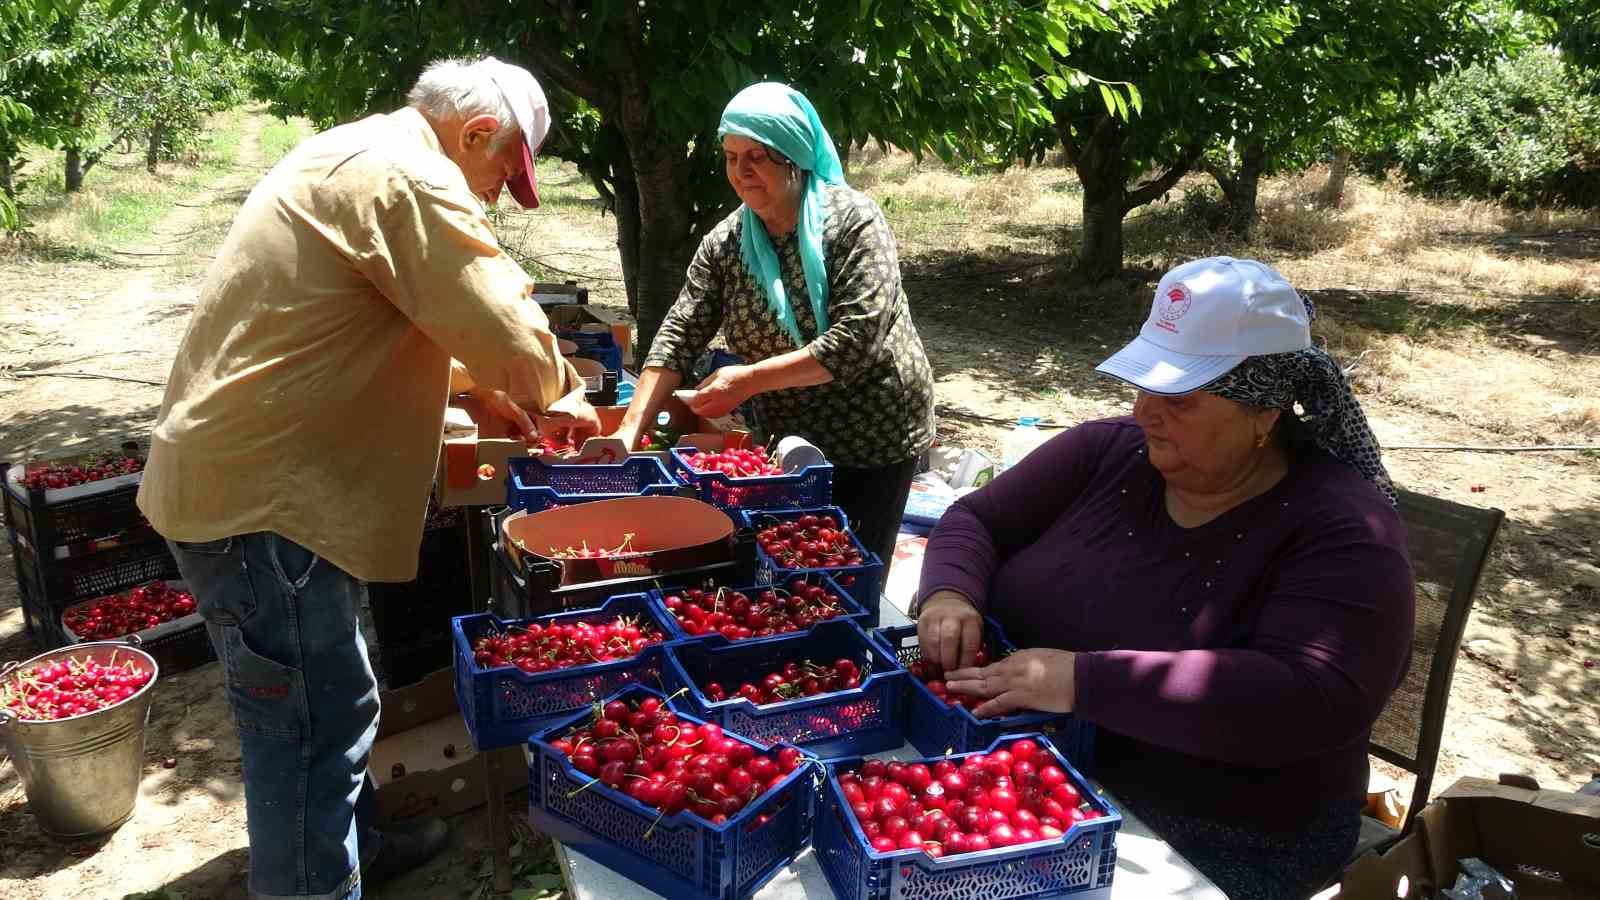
[
  {"xmin": 1095, "ymin": 256, "xmax": 1311, "ymax": 395},
  {"xmin": 482, "ymin": 57, "xmax": 550, "ymax": 209}
]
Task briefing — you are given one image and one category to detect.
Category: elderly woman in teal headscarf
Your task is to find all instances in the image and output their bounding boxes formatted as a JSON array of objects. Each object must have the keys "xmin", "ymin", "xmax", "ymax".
[{"xmin": 615, "ymin": 82, "xmax": 936, "ymax": 571}]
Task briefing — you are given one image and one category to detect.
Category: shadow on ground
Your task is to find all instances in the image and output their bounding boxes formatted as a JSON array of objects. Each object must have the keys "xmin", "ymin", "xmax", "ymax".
[
  {"xmin": 1466, "ymin": 497, "xmax": 1600, "ymax": 776},
  {"xmin": 1437, "ymin": 227, "xmax": 1600, "ymax": 264}
]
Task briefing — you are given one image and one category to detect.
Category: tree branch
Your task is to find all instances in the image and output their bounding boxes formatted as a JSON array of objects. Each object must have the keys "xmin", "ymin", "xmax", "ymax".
[
  {"xmin": 1125, "ymin": 137, "xmax": 1208, "ymax": 209},
  {"xmin": 1200, "ymin": 158, "xmax": 1236, "ymax": 200},
  {"xmin": 516, "ymin": 11, "xmax": 615, "ymax": 113},
  {"xmin": 82, "ymin": 124, "xmax": 138, "ymax": 175}
]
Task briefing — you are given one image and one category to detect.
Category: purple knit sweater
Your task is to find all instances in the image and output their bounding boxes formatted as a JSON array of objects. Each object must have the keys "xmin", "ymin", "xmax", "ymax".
[{"xmin": 918, "ymin": 417, "xmax": 1414, "ymax": 830}]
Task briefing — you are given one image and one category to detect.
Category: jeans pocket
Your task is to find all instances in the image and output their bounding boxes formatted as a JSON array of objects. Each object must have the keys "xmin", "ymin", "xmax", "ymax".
[
  {"xmin": 267, "ymin": 533, "xmax": 321, "ymax": 593},
  {"xmin": 219, "ymin": 624, "xmax": 308, "ymax": 740},
  {"xmin": 170, "ymin": 537, "xmax": 259, "ymax": 628}
]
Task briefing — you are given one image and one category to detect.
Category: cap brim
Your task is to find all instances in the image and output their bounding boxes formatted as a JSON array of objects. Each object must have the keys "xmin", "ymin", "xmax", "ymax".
[
  {"xmin": 507, "ymin": 139, "xmax": 539, "ymax": 209},
  {"xmin": 1094, "ymin": 335, "xmax": 1245, "ymax": 395}
]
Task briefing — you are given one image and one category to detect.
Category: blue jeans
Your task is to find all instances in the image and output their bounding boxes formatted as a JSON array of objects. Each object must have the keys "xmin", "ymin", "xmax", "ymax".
[{"xmin": 171, "ymin": 532, "xmax": 382, "ymax": 900}]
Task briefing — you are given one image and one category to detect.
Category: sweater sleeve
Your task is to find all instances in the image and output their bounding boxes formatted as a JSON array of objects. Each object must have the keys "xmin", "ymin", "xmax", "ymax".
[
  {"xmin": 806, "ymin": 194, "xmax": 899, "ymax": 384},
  {"xmin": 916, "ymin": 420, "xmax": 1122, "ymax": 611},
  {"xmin": 642, "ymin": 227, "xmax": 726, "ymax": 380},
  {"xmin": 1073, "ymin": 498, "xmax": 1415, "ymax": 767}
]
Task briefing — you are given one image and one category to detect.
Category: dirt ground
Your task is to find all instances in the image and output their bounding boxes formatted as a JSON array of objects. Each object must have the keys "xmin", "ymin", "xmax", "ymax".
[{"xmin": 1, "ymin": 111, "xmax": 1596, "ymax": 899}]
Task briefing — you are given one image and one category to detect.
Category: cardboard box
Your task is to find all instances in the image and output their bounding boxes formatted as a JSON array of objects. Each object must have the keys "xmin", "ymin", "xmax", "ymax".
[
  {"xmin": 369, "ymin": 667, "xmax": 525, "ymax": 826},
  {"xmin": 1340, "ymin": 777, "xmax": 1600, "ymax": 900}
]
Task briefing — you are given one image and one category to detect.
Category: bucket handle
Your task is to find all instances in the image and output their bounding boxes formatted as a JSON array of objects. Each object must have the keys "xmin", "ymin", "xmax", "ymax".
[
  {"xmin": 0, "ymin": 662, "xmax": 14, "ymax": 727},
  {"xmin": 123, "ymin": 634, "xmax": 143, "ymax": 648}
]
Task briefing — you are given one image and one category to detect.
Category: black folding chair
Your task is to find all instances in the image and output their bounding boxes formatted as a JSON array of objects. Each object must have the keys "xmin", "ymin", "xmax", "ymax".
[{"xmin": 1352, "ymin": 488, "xmax": 1504, "ymax": 857}]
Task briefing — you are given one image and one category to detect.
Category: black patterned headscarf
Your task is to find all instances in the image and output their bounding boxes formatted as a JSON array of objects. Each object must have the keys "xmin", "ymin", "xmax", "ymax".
[{"xmin": 1201, "ymin": 294, "xmax": 1397, "ymax": 505}]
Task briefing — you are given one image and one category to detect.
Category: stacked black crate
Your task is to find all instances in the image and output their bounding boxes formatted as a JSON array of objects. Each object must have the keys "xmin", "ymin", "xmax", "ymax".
[
  {"xmin": 367, "ymin": 497, "xmax": 477, "ymax": 687},
  {"xmin": 1, "ymin": 450, "xmax": 212, "ymax": 671}
]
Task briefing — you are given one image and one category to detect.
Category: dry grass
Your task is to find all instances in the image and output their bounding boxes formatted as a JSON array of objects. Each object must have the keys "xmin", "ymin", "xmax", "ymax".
[
  {"xmin": 10, "ymin": 109, "xmax": 251, "ymax": 256},
  {"xmin": 851, "ymin": 148, "xmax": 1079, "ymax": 255},
  {"xmin": 845, "ymin": 152, "xmax": 1600, "ymax": 448}
]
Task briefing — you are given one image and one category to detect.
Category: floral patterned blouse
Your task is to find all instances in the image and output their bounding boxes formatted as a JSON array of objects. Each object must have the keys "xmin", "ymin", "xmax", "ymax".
[{"xmin": 645, "ymin": 182, "xmax": 936, "ymax": 467}]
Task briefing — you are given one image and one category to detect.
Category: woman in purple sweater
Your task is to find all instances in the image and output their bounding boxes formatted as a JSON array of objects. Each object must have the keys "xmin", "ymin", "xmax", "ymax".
[{"xmin": 916, "ymin": 257, "xmax": 1413, "ymax": 899}]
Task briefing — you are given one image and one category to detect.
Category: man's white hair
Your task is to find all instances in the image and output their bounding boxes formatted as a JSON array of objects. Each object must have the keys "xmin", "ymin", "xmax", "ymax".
[{"xmin": 407, "ymin": 57, "xmax": 521, "ymax": 151}]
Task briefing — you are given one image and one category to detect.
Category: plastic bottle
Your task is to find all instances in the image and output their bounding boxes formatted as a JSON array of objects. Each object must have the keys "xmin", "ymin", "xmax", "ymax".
[{"xmin": 1001, "ymin": 415, "xmax": 1049, "ymax": 472}]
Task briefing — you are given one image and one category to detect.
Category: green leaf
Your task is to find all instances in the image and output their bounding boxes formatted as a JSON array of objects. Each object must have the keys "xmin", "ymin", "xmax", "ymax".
[
  {"xmin": 1043, "ymin": 18, "xmax": 1072, "ymax": 56},
  {"xmin": 509, "ymin": 873, "xmax": 564, "ymax": 899},
  {"xmin": 1097, "ymin": 83, "xmax": 1117, "ymax": 118},
  {"xmin": 1126, "ymin": 82, "xmax": 1143, "ymax": 116}
]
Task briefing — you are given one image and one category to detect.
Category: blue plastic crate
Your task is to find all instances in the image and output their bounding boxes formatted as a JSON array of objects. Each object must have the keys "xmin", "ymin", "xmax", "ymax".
[
  {"xmin": 870, "ymin": 619, "xmax": 1095, "ymax": 770},
  {"xmin": 669, "ymin": 447, "xmax": 833, "ymax": 513},
  {"xmin": 814, "ymin": 733, "xmax": 1121, "ymax": 900},
  {"xmin": 527, "ymin": 684, "xmax": 817, "ymax": 900},
  {"xmin": 505, "ymin": 456, "xmax": 680, "ymax": 513},
  {"xmin": 741, "ymin": 507, "xmax": 885, "ymax": 621},
  {"xmin": 663, "ymin": 619, "xmax": 906, "ymax": 759},
  {"xmin": 559, "ymin": 328, "xmax": 624, "ymax": 375},
  {"xmin": 649, "ymin": 571, "xmax": 871, "ymax": 646},
  {"xmin": 452, "ymin": 593, "xmax": 676, "ymax": 750}
]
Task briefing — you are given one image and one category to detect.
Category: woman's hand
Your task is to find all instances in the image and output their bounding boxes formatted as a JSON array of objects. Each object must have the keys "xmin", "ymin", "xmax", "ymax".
[
  {"xmin": 946, "ymin": 648, "xmax": 1077, "ymax": 719},
  {"xmin": 608, "ymin": 421, "xmax": 645, "ymax": 454},
  {"xmin": 685, "ymin": 365, "xmax": 757, "ymax": 418},
  {"xmin": 916, "ymin": 591, "xmax": 983, "ymax": 673}
]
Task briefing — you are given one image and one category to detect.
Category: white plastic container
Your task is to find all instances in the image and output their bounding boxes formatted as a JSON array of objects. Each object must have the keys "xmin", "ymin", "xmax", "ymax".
[{"xmin": 1000, "ymin": 415, "xmax": 1049, "ymax": 472}]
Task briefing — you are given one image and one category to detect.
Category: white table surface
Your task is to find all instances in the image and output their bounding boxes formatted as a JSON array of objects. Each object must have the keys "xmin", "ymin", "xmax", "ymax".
[{"xmin": 552, "ymin": 597, "xmax": 1224, "ymax": 899}]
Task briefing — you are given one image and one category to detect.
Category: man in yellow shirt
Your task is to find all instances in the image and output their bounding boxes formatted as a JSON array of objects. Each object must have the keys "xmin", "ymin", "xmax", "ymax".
[{"xmin": 137, "ymin": 57, "xmax": 595, "ymax": 898}]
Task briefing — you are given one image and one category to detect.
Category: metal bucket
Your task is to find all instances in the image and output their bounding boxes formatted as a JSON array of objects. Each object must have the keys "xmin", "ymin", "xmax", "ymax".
[{"xmin": 0, "ymin": 640, "xmax": 159, "ymax": 838}]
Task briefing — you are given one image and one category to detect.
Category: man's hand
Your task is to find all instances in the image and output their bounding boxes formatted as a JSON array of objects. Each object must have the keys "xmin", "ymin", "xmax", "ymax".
[
  {"xmin": 470, "ymin": 388, "xmax": 538, "ymax": 444},
  {"xmin": 537, "ymin": 399, "xmax": 602, "ymax": 447},
  {"xmin": 916, "ymin": 591, "xmax": 983, "ymax": 673},
  {"xmin": 945, "ymin": 648, "xmax": 1077, "ymax": 719},
  {"xmin": 685, "ymin": 365, "xmax": 756, "ymax": 418}
]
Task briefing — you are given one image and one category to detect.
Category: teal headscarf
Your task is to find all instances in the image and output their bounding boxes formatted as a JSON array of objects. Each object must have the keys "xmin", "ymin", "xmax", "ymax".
[{"xmin": 717, "ymin": 83, "xmax": 846, "ymax": 348}]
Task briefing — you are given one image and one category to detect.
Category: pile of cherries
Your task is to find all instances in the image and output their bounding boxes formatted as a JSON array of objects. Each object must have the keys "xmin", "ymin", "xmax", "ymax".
[
  {"xmin": 908, "ymin": 650, "xmax": 992, "ymax": 712},
  {"xmin": 1, "ymin": 653, "xmax": 154, "ymax": 721},
  {"xmin": 21, "ymin": 453, "xmax": 144, "ymax": 491},
  {"xmin": 548, "ymin": 695, "xmax": 805, "ymax": 825},
  {"xmin": 470, "ymin": 614, "xmax": 664, "ymax": 673},
  {"xmin": 680, "ymin": 447, "xmax": 783, "ymax": 478},
  {"xmin": 661, "ymin": 578, "xmax": 852, "ymax": 640},
  {"xmin": 63, "ymin": 581, "xmax": 197, "ymax": 641},
  {"xmin": 755, "ymin": 513, "xmax": 866, "ymax": 571},
  {"xmin": 838, "ymin": 739, "xmax": 1104, "ymax": 857},
  {"xmin": 702, "ymin": 656, "xmax": 865, "ymax": 705}
]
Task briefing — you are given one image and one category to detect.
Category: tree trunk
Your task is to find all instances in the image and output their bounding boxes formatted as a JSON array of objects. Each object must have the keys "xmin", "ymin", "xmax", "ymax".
[
  {"xmin": 1318, "ymin": 146, "xmax": 1351, "ymax": 207},
  {"xmin": 625, "ymin": 147, "xmax": 699, "ymax": 364},
  {"xmin": 1222, "ymin": 140, "xmax": 1267, "ymax": 237},
  {"xmin": 65, "ymin": 146, "xmax": 84, "ymax": 193},
  {"xmin": 0, "ymin": 154, "xmax": 13, "ymax": 198},
  {"xmin": 146, "ymin": 123, "xmax": 165, "ymax": 174},
  {"xmin": 611, "ymin": 161, "xmax": 642, "ymax": 319},
  {"xmin": 1069, "ymin": 116, "xmax": 1127, "ymax": 282}
]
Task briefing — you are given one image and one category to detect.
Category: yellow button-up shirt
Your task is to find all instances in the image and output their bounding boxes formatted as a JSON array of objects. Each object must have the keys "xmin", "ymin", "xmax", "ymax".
[{"xmin": 138, "ymin": 107, "xmax": 583, "ymax": 582}]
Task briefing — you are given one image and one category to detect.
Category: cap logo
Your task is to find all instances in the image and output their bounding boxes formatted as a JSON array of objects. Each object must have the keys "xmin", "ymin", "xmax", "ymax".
[{"xmin": 1155, "ymin": 283, "xmax": 1191, "ymax": 333}]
